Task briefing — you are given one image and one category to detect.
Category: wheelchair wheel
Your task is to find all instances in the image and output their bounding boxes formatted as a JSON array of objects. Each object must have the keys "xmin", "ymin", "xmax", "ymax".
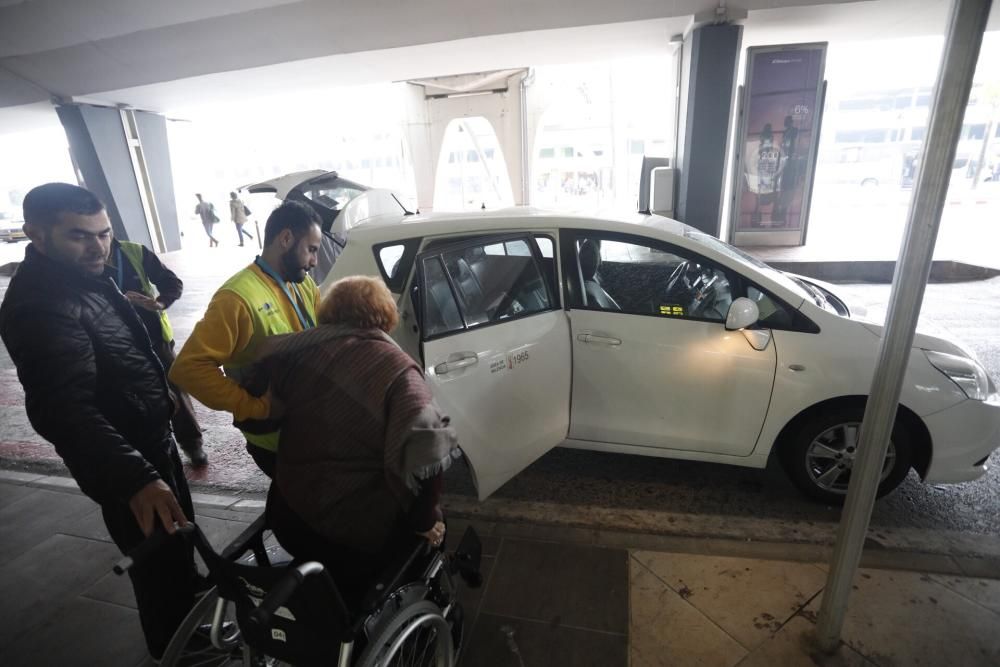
[
  {"xmin": 355, "ymin": 600, "xmax": 461, "ymax": 667},
  {"xmin": 158, "ymin": 587, "xmax": 245, "ymax": 666}
]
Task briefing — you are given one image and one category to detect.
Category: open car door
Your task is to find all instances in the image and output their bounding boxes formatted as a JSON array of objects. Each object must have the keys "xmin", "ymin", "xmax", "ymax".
[{"xmin": 416, "ymin": 234, "xmax": 571, "ymax": 499}]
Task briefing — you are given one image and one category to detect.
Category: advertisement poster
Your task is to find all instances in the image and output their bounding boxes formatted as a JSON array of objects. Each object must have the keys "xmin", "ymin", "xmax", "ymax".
[{"xmin": 732, "ymin": 44, "xmax": 826, "ymax": 245}]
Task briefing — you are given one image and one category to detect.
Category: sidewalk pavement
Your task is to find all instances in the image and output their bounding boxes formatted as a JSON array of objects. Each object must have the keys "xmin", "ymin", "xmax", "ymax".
[{"xmin": 0, "ymin": 470, "xmax": 997, "ymax": 666}]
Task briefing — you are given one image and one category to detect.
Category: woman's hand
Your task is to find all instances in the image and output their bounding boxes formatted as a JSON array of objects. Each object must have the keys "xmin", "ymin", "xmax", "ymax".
[{"xmin": 418, "ymin": 521, "xmax": 446, "ymax": 547}]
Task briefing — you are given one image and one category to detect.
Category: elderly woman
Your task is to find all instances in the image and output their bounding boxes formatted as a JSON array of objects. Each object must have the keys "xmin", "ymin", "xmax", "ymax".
[{"xmin": 262, "ymin": 276, "xmax": 459, "ymax": 606}]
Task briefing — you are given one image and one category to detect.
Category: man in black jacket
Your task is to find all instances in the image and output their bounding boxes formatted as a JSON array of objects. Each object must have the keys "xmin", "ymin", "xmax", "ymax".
[{"xmin": 0, "ymin": 183, "xmax": 200, "ymax": 660}]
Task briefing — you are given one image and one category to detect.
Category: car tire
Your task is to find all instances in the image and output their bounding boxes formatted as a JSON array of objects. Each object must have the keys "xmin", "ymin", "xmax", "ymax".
[{"xmin": 780, "ymin": 406, "xmax": 912, "ymax": 505}]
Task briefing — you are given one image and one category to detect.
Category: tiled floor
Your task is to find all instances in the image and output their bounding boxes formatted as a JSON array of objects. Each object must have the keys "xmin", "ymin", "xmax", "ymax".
[
  {"xmin": 461, "ymin": 537, "xmax": 629, "ymax": 666},
  {"xmin": 629, "ymin": 549, "xmax": 1000, "ymax": 667},
  {"xmin": 804, "ymin": 569, "xmax": 1000, "ymax": 667},
  {"xmin": 0, "ymin": 476, "xmax": 998, "ymax": 667}
]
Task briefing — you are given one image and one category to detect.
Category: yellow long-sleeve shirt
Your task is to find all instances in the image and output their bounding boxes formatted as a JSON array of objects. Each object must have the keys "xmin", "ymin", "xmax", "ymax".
[{"xmin": 170, "ymin": 263, "xmax": 320, "ymax": 422}]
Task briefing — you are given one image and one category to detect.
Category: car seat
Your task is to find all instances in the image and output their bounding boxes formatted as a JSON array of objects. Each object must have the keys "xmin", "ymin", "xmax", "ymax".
[{"xmin": 578, "ymin": 240, "xmax": 620, "ymax": 310}]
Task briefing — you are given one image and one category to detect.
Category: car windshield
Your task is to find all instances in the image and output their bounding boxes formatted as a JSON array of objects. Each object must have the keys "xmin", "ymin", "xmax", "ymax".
[{"xmin": 683, "ymin": 229, "xmax": 811, "ymax": 301}]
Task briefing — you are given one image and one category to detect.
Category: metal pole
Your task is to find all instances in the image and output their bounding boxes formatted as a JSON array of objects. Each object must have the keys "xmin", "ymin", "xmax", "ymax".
[{"xmin": 815, "ymin": 0, "xmax": 992, "ymax": 653}]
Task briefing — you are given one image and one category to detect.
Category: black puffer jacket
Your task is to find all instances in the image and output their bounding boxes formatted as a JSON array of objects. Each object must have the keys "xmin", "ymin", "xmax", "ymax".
[{"xmin": 0, "ymin": 244, "xmax": 175, "ymax": 505}]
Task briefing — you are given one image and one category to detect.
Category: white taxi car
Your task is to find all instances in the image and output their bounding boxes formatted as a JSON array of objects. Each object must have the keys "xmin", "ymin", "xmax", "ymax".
[{"xmin": 322, "ymin": 191, "xmax": 1000, "ymax": 504}]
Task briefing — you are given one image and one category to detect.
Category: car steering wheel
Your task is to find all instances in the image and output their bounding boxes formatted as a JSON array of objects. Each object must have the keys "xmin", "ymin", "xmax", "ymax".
[{"xmin": 665, "ymin": 260, "xmax": 689, "ymax": 295}]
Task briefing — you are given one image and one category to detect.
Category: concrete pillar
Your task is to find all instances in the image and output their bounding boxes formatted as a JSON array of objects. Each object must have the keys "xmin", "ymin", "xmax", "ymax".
[
  {"xmin": 675, "ymin": 23, "xmax": 743, "ymax": 237},
  {"xmin": 522, "ymin": 74, "xmax": 546, "ymax": 205},
  {"xmin": 55, "ymin": 103, "xmax": 181, "ymax": 251},
  {"xmin": 402, "ymin": 70, "xmax": 528, "ymax": 211},
  {"xmin": 401, "ymin": 84, "xmax": 441, "ymax": 213}
]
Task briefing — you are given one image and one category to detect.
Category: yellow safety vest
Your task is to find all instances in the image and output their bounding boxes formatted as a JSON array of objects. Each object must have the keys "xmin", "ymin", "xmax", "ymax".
[
  {"xmin": 117, "ymin": 241, "xmax": 174, "ymax": 343},
  {"xmin": 220, "ymin": 265, "xmax": 319, "ymax": 451}
]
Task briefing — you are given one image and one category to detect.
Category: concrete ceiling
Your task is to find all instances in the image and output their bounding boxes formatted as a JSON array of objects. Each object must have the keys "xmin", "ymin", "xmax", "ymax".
[
  {"xmin": 0, "ymin": 0, "xmax": 996, "ymax": 132},
  {"xmin": 0, "ymin": 0, "xmax": 865, "ymax": 109}
]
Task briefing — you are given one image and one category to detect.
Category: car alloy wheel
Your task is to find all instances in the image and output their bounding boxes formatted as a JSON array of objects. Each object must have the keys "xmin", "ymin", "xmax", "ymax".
[
  {"xmin": 804, "ymin": 421, "xmax": 897, "ymax": 494},
  {"xmin": 781, "ymin": 405, "xmax": 913, "ymax": 504}
]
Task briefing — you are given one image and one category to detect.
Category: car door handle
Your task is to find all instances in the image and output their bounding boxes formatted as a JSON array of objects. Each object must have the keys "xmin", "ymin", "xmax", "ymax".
[
  {"xmin": 434, "ymin": 353, "xmax": 479, "ymax": 375},
  {"xmin": 577, "ymin": 333, "xmax": 622, "ymax": 346}
]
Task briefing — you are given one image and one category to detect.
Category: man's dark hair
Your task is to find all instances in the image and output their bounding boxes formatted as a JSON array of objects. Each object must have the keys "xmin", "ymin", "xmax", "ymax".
[
  {"xmin": 23, "ymin": 183, "xmax": 104, "ymax": 227},
  {"xmin": 264, "ymin": 201, "xmax": 321, "ymax": 246}
]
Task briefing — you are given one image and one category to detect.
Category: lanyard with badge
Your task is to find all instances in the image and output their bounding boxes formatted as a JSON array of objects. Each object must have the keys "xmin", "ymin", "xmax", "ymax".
[{"xmin": 254, "ymin": 257, "xmax": 315, "ymax": 329}]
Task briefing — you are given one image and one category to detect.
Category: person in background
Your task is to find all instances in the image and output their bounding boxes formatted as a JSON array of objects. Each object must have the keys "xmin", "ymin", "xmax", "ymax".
[
  {"xmin": 263, "ymin": 276, "xmax": 458, "ymax": 608},
  {"xmin": 170, "ymin": 201, "xmax": 322, "ymax": 478},
  {"xmin": 108, "ymin": 236, "xmax": 208, "ymax": 466},
  {"xmin": 229, "ymin": 191, "xmax": 254, "ymax": 247},
  {"xmin": 0, "ymin": 183, "xmax": 199, "ymax": 661},
  {"xmin": 194, "ymin": 193, "xmax": 219, "ymax": 247}
]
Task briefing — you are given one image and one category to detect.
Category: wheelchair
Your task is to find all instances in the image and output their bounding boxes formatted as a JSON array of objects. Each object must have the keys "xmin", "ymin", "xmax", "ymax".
[{"xmin": 114, "ymin": 513, "xmax": 482, "ymax": 666}]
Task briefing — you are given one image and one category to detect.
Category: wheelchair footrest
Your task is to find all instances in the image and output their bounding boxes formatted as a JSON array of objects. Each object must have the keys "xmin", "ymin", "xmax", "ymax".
[{"xmin": 452, "ymin": 526, "xmax": 483, "ymax": 589}]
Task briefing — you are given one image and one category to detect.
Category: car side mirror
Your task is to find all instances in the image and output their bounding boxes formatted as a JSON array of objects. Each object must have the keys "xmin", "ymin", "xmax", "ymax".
[
  {"xmin": 725, "ymin": 298, "xmax": 759, "ymax": 331},
  {"xmin": 726, "ymin": 298, "xmax": 771, "ymax": 351}
]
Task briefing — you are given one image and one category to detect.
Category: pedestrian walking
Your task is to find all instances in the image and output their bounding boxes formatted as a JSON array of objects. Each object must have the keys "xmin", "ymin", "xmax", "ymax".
[
  {"xmin": 194, "ymin": 193, "xmax": 220, "ymax": 247},
  {"xmin": 229, "ymin": 191, "xmax": 254, "ymax": 247}
]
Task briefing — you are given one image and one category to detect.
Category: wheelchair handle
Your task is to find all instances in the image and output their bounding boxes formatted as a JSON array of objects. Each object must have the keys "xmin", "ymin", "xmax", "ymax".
[
  {"xmin": 113, "ymin": 523, "xmax": 196, "ymax": 575},
  {"xmin": 248, "ymin": 561, "xmax": 327, "ymax": 628}
]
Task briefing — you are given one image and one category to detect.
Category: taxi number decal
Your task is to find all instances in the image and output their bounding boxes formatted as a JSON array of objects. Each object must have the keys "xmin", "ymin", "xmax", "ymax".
[
  {"xmin": 659, "ymin": 305, "xmax": 685, "ymax": 316},
  {"xmin": 490, "ymin": 349, "xmax": 530, "ymax": 375},
  {"xmin": 508, "ymin": 349, "xmax": 529, "ymax": 369}
]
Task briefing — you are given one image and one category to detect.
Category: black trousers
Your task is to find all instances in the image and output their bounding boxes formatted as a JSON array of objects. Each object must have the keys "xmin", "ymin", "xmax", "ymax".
[
  {"xmin": 101, "ymin": 444, "xmax": 199, "ymax": 658},
  {"xmin": 267, "ymin": 485, "xmax": 420, "ymax": 611},
  {"xmin": 154, "ymin": 340, "xmax": 204, "ymax": 452}
]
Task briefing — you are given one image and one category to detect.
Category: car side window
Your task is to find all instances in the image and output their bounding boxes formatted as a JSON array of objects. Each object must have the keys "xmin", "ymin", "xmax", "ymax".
[
  {"xmin": 573, "ymin": 235, "xmax": 733, "ymax": 322},
  {"xmin": 420, "ymin": 236, "xmax": 554, "ymax": 339},
  {"xmin": 747, "ymin": 285, "xmax": 793, "ymax": 329},
  {"xmin": 421, "ymin": 257, "xmax": 464, "ymax": 338}
]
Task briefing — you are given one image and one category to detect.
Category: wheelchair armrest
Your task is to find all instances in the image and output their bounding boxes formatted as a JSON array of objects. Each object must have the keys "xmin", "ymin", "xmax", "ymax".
[
  {"xmin": 248, "ymin": 561, "xmax": 350, "ymax": 632},
  {"xmin": 221, "ymin": 512, "xmax": 268, "ymax": 561}
]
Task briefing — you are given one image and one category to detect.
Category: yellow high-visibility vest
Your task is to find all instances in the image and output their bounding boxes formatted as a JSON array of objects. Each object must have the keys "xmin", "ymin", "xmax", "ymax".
[
  {"xmin": 117, "ymin": 241, "xmax": 174, "ymax": 343},
  {"xmin": 219, "ymin": 265, "xmax": 318, "ymax": 451}
]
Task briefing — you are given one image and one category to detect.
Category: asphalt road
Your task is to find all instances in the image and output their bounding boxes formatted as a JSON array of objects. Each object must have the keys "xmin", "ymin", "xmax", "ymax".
[{"xmin": 444, "ymin": 277, "xmax": 1000, "ymax": 536}]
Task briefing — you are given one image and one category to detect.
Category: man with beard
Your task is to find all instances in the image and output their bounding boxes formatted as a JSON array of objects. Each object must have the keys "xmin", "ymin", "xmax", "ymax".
[
  {"xmin": 171, "ymin": 201, "xmax": 321, "ymax": 477},
  {"xmin": 0, "ymin": 183, "xmax": 199, "ymax": 660}
]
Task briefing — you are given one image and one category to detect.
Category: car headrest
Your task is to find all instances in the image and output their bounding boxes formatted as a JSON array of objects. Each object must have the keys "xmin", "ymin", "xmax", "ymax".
[{"xmin": 579, "ymin": 240, "xmax": 601, "ymax": 280}]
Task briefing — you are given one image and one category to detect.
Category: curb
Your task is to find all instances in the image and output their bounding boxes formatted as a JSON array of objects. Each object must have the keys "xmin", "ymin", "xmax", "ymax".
[{"xmin": 6, "ymin": 469, "xmax": 997, "ymax": 581}]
